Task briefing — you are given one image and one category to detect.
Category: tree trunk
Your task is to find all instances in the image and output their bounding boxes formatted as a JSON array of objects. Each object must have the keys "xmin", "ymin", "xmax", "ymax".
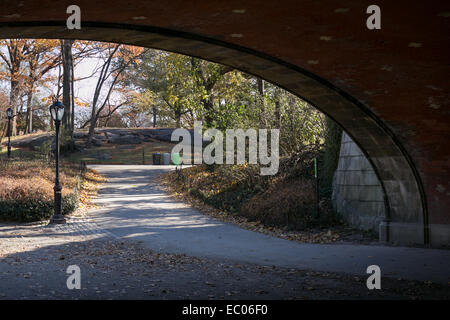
[
  {"xmin": 202, "ymin": 97, "xmax": 214, "ymax": 128},
  {"xmin": 86, "ymin": 44, "xmax": 121, "ymax": 145},
  {"xmin": 61, "ymin": 40, "xmax": 73, "ymax": 130},
  {"xmin": 25, "ymin": 85, "xmax": 34, "ymax": 134},
  {"xmin": 26, "ymin": 94, "xmax": 32, "ymax": 134},
  {"xmin": 275, "ymin": 100, "xmax": 281, "ymax": 128},
  {"xmin": 152, "ymin": 107, "xmax": 157, "ymax": 127},
  {"xmin": 88, "ymin": 105, "xmax": 97, "ymax": 143},
  {"xmin": 257, "ymin": 78, "xmax": 265, "ymax": 127},
  {"xmin": 175, "ymin": 107, "xmax": 181, "ymax": 128},
  {"xmin": 103, "ymin": 115, "xmax": 110, "ymax": 128},
  {"xmin": 70, "ymin": 52, "xmax": 75, "ymax": 138},
  {"xmin": 9, "ymin": 79, "xmax": 19, "ymax": 136}
]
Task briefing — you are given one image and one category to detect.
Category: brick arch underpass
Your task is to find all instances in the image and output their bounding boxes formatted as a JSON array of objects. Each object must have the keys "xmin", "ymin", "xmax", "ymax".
[{"xmin": 0, "ymin": 0, "xmax": 448, "ymax": 246}]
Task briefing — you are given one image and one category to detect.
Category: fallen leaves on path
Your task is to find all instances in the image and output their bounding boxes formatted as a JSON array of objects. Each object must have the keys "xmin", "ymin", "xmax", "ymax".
[{"xmin": 70, "ymin": 169, "xmax": 107, "ymax": 217}]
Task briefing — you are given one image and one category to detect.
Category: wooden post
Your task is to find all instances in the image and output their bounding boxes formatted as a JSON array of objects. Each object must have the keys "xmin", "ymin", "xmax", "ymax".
[{"xmin": 314, "ymin": 157, "xmax": 320, "ymax": 217}]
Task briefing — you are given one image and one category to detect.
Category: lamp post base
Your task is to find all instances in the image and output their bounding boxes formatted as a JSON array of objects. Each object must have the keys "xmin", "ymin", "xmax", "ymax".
[{"xmin": 50, "ymin": 214, "xmax": 66, "ymax": 224}]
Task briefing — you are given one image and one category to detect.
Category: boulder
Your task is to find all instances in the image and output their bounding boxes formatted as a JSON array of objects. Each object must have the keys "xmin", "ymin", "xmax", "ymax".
[
  {"xmin": 73, "ymin": 132, "xmax": 88, "ymax": 139},
  {"xmin": 158, "ymin": 133, "xmax": 173, "ymax": 142},
  {"xmin": 117, "ymin": 145, "xmax": 136, "ymax": 150},
  {"xmin": 11, "ymin": 135, "xmax": 52, "ymax": 148},
  {"xmin": 94, "ymin": 152, "xmax": 112, "ymax": 160},
  {"xmin": 91, "ymin": 138, "xmax": 104, "ymax": 147},
  {"xmin": 106, "ymin": 133, "xmax": 121, "ymax": 143},
  {"xmin": 93, "ymin": 134, "xmax": 107, "ymax": 141},
  {"xmin": 110, "ymin": 134, "xmax": 142, "ymax": 145}
]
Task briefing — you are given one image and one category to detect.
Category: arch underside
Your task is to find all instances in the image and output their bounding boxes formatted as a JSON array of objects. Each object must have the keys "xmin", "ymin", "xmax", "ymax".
[{"xmin": 0, "ymin": 23, "xmax": 427, "ymax": 244}]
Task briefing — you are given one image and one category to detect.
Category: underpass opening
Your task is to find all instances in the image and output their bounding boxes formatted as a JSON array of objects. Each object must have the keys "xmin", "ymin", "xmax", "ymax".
[{"xmin": 0, "ymin": 22, "xmax": 429, "ymax": 245}]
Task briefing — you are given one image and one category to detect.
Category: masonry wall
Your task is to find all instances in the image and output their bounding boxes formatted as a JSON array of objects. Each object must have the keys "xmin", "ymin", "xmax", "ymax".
[{"xmin": 332, "ymin": 132, "xmax": 385, "ymax": 231}]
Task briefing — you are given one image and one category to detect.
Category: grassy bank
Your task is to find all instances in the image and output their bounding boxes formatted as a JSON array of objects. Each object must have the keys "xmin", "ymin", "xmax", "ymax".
[
  {"xmin": 0, "ymin": 159, "xmax": 104, "ymax": 222},
  {"xmin": 163, "ymin": 146, "xmax": 340, "ymax": 230},
  {"xmin": 0, "ymin": 130, "xmax": 175, "ymax": 165},
  {"xmin": 161, "ymin": 145, "xmax": 378, "ymax": 244}
]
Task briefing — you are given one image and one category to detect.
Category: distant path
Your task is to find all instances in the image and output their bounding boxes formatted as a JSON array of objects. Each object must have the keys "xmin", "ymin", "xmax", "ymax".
[{"xmin": 88, "ymin": 165, "xmax": 450, "ymax": 284}]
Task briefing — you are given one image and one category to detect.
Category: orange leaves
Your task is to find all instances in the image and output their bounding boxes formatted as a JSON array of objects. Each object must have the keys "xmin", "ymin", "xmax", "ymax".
[
  {"xmin": 0, "ymin": 89, "xmax": 8, "ymax": 108},
  {"xmin": 74, "ymin": 98, "xmax": 90, "ymax": 108},
  {"xmin": 118, "ymin": 45, "xmax": 145, "ymax": 64},
  {"xmin": 0, "ymin": 39, "xmax": 60, "ymax": 103},
  {"xmin": 41, "ymin": 96, "xmax": 52, "ymax": 104},
  {"xmin": 76, "ymin": 170, "xmax": 106, "ymax": 212},
  {"xmin": 84, "ymin": 170, "xmax": 107, "ymax": 183}
]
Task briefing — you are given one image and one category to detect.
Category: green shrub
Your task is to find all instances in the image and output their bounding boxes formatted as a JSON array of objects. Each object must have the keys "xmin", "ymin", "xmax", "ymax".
[
  {"xmin": 62, "ymin": 192, "xmax": 79, "ymax": 215},
  {"xmin": 60, "ymin": 127, "xmax": 77, "ymax": 155},
  {"xmin": 36, "ymin": 139, "xmax": 53, "ymax": 156},
  {"xmin": 0, "ymin": 192, "xmax": 79, "ymax": 222},
  {"xmin": 0, "ymin": 199, "xmax": 53, "ymax": 222}
]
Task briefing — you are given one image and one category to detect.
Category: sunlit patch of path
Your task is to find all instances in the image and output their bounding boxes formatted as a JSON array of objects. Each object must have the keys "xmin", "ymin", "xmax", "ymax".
[{"xmin": 88, "ymin": 165, "xmax": 450, "ymax": 284}]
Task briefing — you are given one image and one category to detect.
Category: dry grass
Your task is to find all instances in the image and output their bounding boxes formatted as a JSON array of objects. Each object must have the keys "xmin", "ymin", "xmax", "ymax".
[
  {"xmin": 164, "ymin": 161, "xmax": 322, "ymax": 230},
  {"xmin": 241, "ymin": 178, "xmax": 317, "ymax": 229},
  {"xmin": 0, "ymin": 159, "xmax": 107, "ymax": 222},
  {"xmin": 160, "ymin": 167, "xmax": 373, "ymax": 244},
  {"xmin": 0, "ymin": 160, "xmax": 79, "ymax": 201}
]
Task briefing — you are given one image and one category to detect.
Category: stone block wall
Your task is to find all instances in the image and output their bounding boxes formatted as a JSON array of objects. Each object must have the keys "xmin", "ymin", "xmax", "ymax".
[{"xmin": 332, "ymin": 132, "xmax": 386, "ymax": 231}]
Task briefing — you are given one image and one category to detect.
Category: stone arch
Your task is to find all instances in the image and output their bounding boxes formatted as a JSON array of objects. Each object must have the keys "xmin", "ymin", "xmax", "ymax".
[{"xmin": 0, "ymin": 22, "xmax": 429, "ymax": 244}]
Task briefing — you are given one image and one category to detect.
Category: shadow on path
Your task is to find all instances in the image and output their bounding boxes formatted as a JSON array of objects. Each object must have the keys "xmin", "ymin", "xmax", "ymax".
[{"xmin": 87, "ymin": 165, "xmax": 450, "ymax": 284}]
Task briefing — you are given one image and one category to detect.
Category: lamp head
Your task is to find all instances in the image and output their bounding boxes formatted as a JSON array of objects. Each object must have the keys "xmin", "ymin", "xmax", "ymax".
[
  {"xmin": 6, "ymin": 107, "xmax": 12, "ymax": 118},
  {"xmin": 49, "ymin": 101, "xmax": 65, "ymax": 121}
]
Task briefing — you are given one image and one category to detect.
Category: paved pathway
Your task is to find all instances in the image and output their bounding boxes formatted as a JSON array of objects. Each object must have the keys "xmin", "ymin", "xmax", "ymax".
[{"xmin": 88, "ymin": 165, "xmax": 450, "ymax": 284}]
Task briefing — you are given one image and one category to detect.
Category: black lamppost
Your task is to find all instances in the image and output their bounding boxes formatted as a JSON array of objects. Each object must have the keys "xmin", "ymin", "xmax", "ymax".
[
  {"xmin": 6, "ymin": 107, "xmax": 13, "ymax": 158},
  {"xmin": 49, "ymin": 101, "xmax": 66, "ymax": 224}
]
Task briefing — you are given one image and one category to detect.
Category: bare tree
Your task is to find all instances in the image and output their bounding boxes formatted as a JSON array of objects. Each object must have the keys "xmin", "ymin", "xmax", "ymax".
[{"xmin": 86, "ymin": 44, "xmax": 142, "ymax": 145}]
